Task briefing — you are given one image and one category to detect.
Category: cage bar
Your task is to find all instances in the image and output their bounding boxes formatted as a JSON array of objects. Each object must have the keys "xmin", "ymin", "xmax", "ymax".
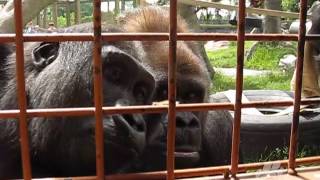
[
  {"xmin": 92, "ymin": 0, "xmax": 105, "ymax": 178},
  {"xmin": 166, "ymin": 0, "xmax": 178, "ymax": 179},
  {"xmin": 288, "ymin": 0, "xmax": 308, "ymax": 174},
  {"xmin": 13, "ymin": 0, "xmax": 32, "ymax": 179},
  {"xmin": 1, "ymin": 0, "xmax": 320, "ymax": 179},
  {"xmin": 230, "ymin": 0, "xmax": 246, "ymax": 177},
  {"xmin": 2, "ymin": 33, "xmax": 320, "ymax": 43}
]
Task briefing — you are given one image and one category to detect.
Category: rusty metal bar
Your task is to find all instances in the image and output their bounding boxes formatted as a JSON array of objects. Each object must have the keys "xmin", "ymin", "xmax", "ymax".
[
  {"xmin": 167, "ymin": 0, "xmax": 178, "ymax": 179},
  {"xmin": 2, "ymin": 96, "xmax": 320, "ymax": 119},
  {"xmin": 13, "ymin": 0, "xmax": 32, "ymax": 179},
  {"xmin": 230, "ymin": 0, "xmax": 246, "ymax": 177},
  {"xmin": 288, "ymin": 0, "xmax": 308, "ymax": 174},
  {"xmin": 2, "ymin": 33, "xmax": 320, "ymax": 43},
  {"xmin": 31, "ymin": 156, "xmax": 320, "ymax": 180},
  {"xmin": 92, "ymin": 0, "xmax": 105, "ymax": 178}
]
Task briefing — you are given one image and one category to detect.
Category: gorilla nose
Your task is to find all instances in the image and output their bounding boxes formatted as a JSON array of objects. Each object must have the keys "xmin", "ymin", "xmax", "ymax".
[
  {"xmin": 176, "ymin": 112, "xmax": 200, "ymax": 128},
  {"xmin": 113, "ymin": 114, "xmax": 146, "ymax": 153}
]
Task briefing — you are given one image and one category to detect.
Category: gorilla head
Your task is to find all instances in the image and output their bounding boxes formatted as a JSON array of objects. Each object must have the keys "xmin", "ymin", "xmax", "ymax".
[
  {"xmin": 0, "ymin": 23, "xmax": 155, "ymax": 178},
  {"xmin": 142, "ymin": 41, "xmax": 210, "ymax": 170},
  {"xmin": 122, "ymin": 7, "xmax": 233, "ymax": 171}
]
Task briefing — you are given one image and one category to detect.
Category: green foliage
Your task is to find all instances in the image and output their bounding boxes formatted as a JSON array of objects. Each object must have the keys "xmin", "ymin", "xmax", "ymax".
[
  {"xmin": 211, "ymin": 72, "xmax": 292, "ymax": 93},
  {"xmin": 245, "ymin": 42, "xmax": 297, "ymax": 70},
  {"xmin": 246, "ymin": 145, "xmax": 320, "ymax": 163},
  {"xmin": 282, "ymin": 0, "xmax": 318, "ymax": 12},
  {"xmin": 57, "ymin": 16, "xmax": 67, "ymax": 27},
  {"xmin": 211, "ymin": 73, "xmax": 235, "ymax": 93},
  {"xmin": 208, "ymin": 41, "xmax": 296, "ymax": 93},
  {"xmin": 208, "ymin": 41, "xmax": 297, "ymax": 70},
  {"xmin": 207, "ymin": 41, "xmax": 254, "ymax": 68},
  {"xmin": 282, "ymin": 0, "xmax": 299, "ymax": 12}
]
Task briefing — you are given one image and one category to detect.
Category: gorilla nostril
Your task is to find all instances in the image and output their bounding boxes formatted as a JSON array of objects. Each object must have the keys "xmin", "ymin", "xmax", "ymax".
[
  {"xmin": 189, "ymin": 118, "xmax": 200, "ymax": 128},
  {"xmin": 123, "ymin": 114, "xmax": 145, "ymax": 132},
  {"xmin": 176, "ymin": 116, "xmax": 200, "ymax": 128},
  {"xmin": 176, "ymin": 117, "xmax": 187, "ymax": 128}
]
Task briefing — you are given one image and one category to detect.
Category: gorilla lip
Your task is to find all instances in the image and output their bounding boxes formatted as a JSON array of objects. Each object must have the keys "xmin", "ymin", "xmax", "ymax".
[{"xmin": 174, "ymin": 151, "xmax": 200, "ymax": 159}]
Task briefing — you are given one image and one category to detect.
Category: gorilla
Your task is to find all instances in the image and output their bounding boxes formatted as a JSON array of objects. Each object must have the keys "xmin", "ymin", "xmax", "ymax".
[
  {"xmin": 0, "ymin": 23, "xmax": 155, "ymax": 178},
  {"xmin": 121, "ymin": 7, "xmax": 234, "ymax": 171}
]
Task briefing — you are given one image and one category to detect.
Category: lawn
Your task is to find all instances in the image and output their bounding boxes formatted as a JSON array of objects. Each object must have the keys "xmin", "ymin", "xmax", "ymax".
[
  {"xmin": 207, "ymin": 41, "xmax": 320, "ymax": 163},
  {"xmin": 207, "ymin": 41, "xmax": 296, "ymax": 93}
]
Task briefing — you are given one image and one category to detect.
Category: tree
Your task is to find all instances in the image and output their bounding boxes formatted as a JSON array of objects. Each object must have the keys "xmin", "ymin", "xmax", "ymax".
[
  {"xmin": 178, "ymin": 3, "xmax": 215, "ymax": 78},
  {"xmin": 263, "ymin": 0, "xmax": 281, "ymax": 33},
  {"xmin": 0, "ymin": 0, "xmax": 57, "ymax": 33}
]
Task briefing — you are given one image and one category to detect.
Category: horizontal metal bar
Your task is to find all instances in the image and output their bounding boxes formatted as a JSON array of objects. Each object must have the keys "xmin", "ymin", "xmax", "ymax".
[
  {"xmin": 1, "ymin": 98, "xmax": 320, "ymax": 119},
  {"xmin": 32, "ymin": 155, "xmax": 320, "ymax": 180},
  {"xmin": 1, "ymin": 33, "xmax": 318, "ymax": 43}
]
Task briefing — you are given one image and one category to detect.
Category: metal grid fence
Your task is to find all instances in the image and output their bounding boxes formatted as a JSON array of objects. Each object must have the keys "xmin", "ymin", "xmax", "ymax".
[{"xmin": 1, "ymin": 0, "xmax": 320, "ymax": 179}]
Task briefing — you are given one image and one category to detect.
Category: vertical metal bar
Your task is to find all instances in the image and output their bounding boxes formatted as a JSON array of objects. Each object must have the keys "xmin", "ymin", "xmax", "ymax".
[
  {"xmin": 230, "ymin": 0, "xmax": 246, "ymax": 177},
  {"xmin": 288, "ymin": 0, "xmax": 308, "ymax": 174},
  {"xmin": 13, "ymin": 0, "xmax": 32, "ymax": 179},
  {"xmin": 92, "ymin": 0, "xmax": 105, "ymax": 179},
  {"xmin": 167, "ymin": 0, "xmax": 178, "ymax": 179}
]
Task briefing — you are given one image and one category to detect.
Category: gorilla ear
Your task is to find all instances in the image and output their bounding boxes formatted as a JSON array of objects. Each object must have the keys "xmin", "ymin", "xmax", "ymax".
[{"xmin": 32, "ymin": 42, "xmax": 59, "ymax": 69}]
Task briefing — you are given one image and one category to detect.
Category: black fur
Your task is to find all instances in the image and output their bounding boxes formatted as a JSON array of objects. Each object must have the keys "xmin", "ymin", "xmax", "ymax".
[
  {"xmin": 121, "ymin": 7, "xmax": 235, "ymax": 171},
  {"xmin": 0, "ymin": 23, "xmax": 155, "ymax": 178}
]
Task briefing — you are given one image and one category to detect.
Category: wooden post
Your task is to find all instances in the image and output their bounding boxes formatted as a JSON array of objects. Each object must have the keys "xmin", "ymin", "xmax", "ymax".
[
  {"xmin": 75, "ymin": 0, "xmax": 81, "ymax": 24},
  {"xmin": 36, "ymin": 14, "xmax": 40, "ymax": 26},
  {"xmin": 52, "ymin": 3, "xmax": 58, "ymax": 28},
  {"xmin": 133, "ymin": 0, "xmax": 137, "ymax": 8},
  {"xmin": 140, "ymin": 0, "xmax": 147, "ymax": 6},
  {"xmin": 115, "ymin": 0, "xmax": 120, "ymax": 15},
  {"xmin": 121, "ymin": 0, "xmax": 125, "ymax": 11},
  {"xmin": 43, "ymin": 8, "xmax": 47, "ymax": 28},
  {"xmin": 263, "ymin": 0, "xmax": 281, "ymax": 33},
  {"xmin": 66, "ymin": 1, "xmax": 71, "ymax": 26}
]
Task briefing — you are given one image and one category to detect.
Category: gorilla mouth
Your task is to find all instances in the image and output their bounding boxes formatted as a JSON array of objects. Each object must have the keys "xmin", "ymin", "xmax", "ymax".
[
  {"xmin": 174, "ymin": 151, "xmax": 199, "ymax": 159},
  {"xmin": 159, "ymin": 146, "xmax": 200, "ymax": 161}
]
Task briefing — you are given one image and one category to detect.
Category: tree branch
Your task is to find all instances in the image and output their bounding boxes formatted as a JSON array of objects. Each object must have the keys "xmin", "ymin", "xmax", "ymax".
[{"xmin": 0, "ymin": 0, "xmax": 57, "ymax": 33}]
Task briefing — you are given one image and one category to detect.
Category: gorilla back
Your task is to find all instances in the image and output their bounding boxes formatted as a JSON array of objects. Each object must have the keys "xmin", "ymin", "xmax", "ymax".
[{"xmin": 0, "ymin": 23, "xmax": 155, "ymax": 178}]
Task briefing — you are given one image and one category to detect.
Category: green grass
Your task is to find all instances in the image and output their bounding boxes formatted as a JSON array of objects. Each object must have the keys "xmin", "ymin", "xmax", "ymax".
[
  {"xmin": 207, "ymin": 41, "xmax": 297, "ymax": 70},
  {"xmin": 245, "ymin": 145, "xmax": 320, "ymax": 163},
  {"xmin": 211, "ymin": 72, "xmax": 293, "ymax": 93},
  {"xmin": 207, "ymin": 41, "xmax": 320, "ymax": 164},
  {"xmin": 207, "ymin": 41, "xmax": 255, "ymax": 68},
  {"xmin": 245, "ymin": 42, "xmax": 297, "ymax": 70},
  {"xmin": 207, "ymin": 41, "xmax": 296, "ymax": 93}
]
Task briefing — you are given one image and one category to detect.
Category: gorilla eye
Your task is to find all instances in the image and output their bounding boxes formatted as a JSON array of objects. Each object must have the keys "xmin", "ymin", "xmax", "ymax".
[
  {"xmin": 182, "ymin": 91, "xmax": 202, "ymax": 103},
  {"xmin": 134, "ymin": 83, "xmax": 148, "ymax": 104},
  {"xmin": 104, "ymin": 66, "xmax": 122, "ymax": 83}
]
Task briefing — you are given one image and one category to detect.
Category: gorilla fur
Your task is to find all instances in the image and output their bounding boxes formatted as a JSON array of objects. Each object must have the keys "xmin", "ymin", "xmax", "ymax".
[{"xmin": 0, "ymin": 23, "xmax": 155, "ymax": 178}]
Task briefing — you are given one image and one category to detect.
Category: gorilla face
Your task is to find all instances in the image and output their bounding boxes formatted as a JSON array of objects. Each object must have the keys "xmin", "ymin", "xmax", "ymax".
[
  {"xmin": 140, "ymin": 42, "xmax": 210, "ymax": 171},
  {"xmin": 0, "ymin": 24, "xmax": 155, "ymax": 177}
]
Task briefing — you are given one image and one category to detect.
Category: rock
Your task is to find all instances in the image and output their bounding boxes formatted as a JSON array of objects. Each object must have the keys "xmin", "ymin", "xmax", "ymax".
[{"xmin": 279, "ymin": 54, "xmax": 296, "ymax": 72}]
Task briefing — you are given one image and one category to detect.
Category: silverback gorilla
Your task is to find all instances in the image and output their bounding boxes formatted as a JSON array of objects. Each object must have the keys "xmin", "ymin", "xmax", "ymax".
[
  {"xmin": 0, "ymin": 23, "xmax": 155, "ymax": 178},
  {"xmin": 122, "ymin": 7, "xmax": 234, "ymax": 171}
]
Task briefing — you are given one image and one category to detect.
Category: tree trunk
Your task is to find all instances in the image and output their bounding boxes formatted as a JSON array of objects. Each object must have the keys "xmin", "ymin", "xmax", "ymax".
[
  {"xmin": 121, "ymin": 0, "xmax": 125, "ymax": 11},
  {"xmin": 263, "ymin": 0, "xmax": 281, "ymax": 33},
  {"xmin": 178, "ymin": 3, "xmax": 215, "ymax": 78},
  {"xmin": 0, "ymin": 0, "xmax": 57, "ymax": 33}
]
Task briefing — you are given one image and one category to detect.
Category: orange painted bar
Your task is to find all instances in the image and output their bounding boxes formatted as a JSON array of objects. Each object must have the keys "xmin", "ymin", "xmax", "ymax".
[
  {"xmin": 92, "ymin": 0, "xmax": 105, "ymax": 178},
  {"xmin": 2, "ymin": 33, "xmax": 320, "ymax": 43},
  {"xmin": 166, "ymin": 0, "xmax": 178, "ymax": 179},
  {"xmin": 13, "ymin": 0, "xmax": 32, "ymax": 179},
  {"xmin": 230, "ymin": 0, "xmax": 246, "ymax": 177},
  {"xmin": 288, "ymin": 0, "xmax": 308, "ymax": 174}
]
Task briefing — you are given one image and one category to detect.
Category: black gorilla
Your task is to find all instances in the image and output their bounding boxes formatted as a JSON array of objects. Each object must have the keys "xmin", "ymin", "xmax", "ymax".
[
  {"xmin": 0, "ymin": 23, "xmax": 155, "ymax": 178},
  {"xmin": 122, "ymin": 7, "xmax": 234, "ymax": 171}
]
